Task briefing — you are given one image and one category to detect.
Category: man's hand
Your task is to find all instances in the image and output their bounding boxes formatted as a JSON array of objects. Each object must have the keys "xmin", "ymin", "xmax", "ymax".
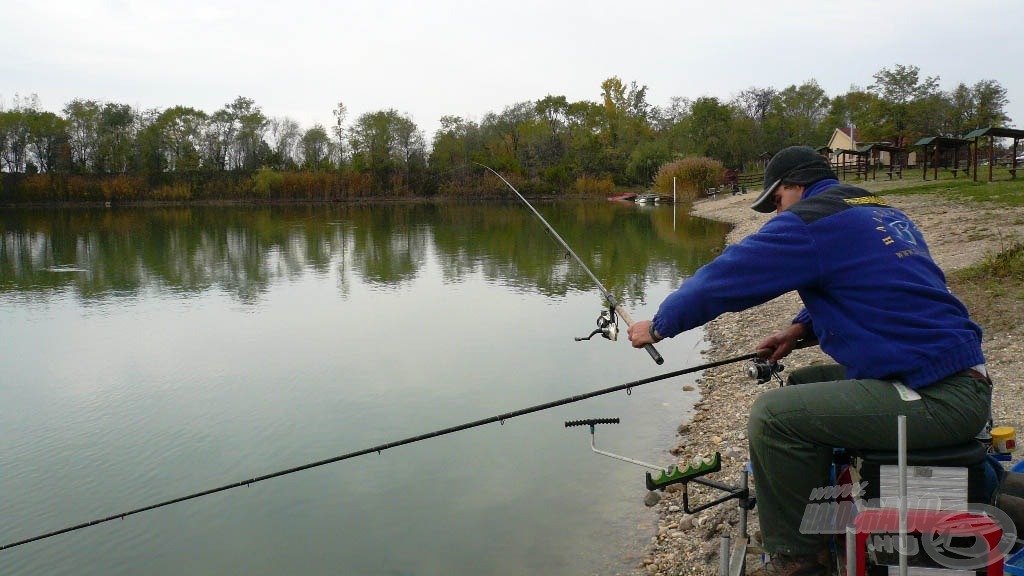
[
  {"xmin": 756, "ymin": 323, "xmax": 808, "ymax": 362},
  {"xmin": 628, "ymin": 319, "xmax": 661, "ymax": 348}
]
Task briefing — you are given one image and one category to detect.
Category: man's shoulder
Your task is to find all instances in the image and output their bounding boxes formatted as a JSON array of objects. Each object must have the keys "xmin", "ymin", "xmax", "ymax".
[{"xmin": 788, "ymin": 184, "xmax": 888, "ymax": 223}]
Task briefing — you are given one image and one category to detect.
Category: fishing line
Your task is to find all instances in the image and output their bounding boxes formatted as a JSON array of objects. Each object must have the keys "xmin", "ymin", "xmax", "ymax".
[{"xmin": 0, "ymin": 349, "xmax": 761, "ymax": 552}]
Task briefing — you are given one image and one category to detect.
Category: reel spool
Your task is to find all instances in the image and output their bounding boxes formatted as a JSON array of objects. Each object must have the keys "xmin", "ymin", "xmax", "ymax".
[{"xmin": 575, "ymin": 307, "xmax": 619, "ymax": 342}]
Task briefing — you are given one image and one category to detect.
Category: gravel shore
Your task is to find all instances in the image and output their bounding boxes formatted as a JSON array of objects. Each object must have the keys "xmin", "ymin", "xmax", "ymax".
[{"xmin": 634, "ymin": 186, "xmax": 1024, "ymax": 576}]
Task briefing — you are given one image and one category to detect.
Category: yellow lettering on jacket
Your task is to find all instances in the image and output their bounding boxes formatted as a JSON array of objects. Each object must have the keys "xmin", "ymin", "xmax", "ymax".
[{"xmin": 845, "ymin": 196, "xmax": 890, "ymax": 207}]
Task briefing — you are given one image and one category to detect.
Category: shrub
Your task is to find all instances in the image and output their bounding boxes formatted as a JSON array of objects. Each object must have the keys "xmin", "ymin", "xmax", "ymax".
[
  {"xmin": 151, "ymin": 183, "xmax": 192, "ymax": 201},
  {"xmin": 100, "ymin": 175, "xmax": 144, "ymax": 201},
  {"xmin": 653, "ymin": 157, "xmax": 725, "ymax": 204},
  {"xmin": 252, "ymin": 168, "xmax": 284, "ymax": 198},
  {"xmin": 572, "ymin": 175, "xmax": 617, "ymax": 196}
]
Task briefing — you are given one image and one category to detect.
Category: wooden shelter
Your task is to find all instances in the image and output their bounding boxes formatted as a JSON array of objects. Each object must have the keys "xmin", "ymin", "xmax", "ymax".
[
  {"xmin": 833, "ymin": 147, "xmax": 869, "ymax": 180},
  {"xmin": 913, "ymin": 136, "xmax": 971, "ymax": 180},
  {"xmin": 859, "ymin": 143, "xmax": 906, "ymax": 180},
  {"xmin": 963, "ymin": 126, "xmax": 1024, "ymax": 181}
]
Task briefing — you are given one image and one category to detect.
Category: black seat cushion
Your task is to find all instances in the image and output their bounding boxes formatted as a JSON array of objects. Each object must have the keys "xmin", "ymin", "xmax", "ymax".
[
  {"xmin": 853, "ymin": 441, "xmax": 988, "ymax": 467},
  {"xmin": 850, "ymin": 441, "xmax": 990, "ymax": 504}
]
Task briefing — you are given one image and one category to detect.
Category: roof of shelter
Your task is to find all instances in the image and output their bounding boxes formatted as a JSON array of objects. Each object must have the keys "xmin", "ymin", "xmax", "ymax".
[
  {"xmin": 833, "ymin": 147, "xmax": 868, "ymax": 156},
  {"xmin": 962, "ymin": 126, "xmax": 1024, "ymax": 140},
  {"xmin": 913, "ymin": 136, "xmax": 971, "ymax": 147},
  {"xmin": 857, "ymin": 143, "xmax": 903, "ymax": 153}
]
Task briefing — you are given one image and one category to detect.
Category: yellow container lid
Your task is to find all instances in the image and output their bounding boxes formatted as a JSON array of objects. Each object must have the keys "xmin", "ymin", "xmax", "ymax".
[{"xmin": 991, "ymin": 426, "xmax": 1015, "ymax": 439}]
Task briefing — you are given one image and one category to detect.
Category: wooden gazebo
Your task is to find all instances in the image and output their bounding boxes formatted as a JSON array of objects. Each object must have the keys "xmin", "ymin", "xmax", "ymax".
[
  {"xmin": 913, "ymin": 136, "xmax": 971, "ymax": 180},
  {"xmin": 963, "ymin": 126, "xmax": 1024, "ymax": 181},
  {"xmin": 833, "ymin": 147, "xmax": 869, "ymax": 180},
  {"xmin": 859, "ymin": 143, "xmax": 905, "ymax": 180}
]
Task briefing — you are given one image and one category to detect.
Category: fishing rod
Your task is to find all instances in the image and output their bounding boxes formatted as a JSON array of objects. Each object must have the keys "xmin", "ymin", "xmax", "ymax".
[
  {"xmin": 0, "ymin": 348, "xmax": 766, "ymax": 552},
  {"xmin": 476, "ymin": 163, "xmax": 664, "ymax": 365}
]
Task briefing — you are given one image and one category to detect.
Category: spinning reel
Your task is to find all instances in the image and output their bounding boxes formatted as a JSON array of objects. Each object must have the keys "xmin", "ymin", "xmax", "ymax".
[
  {"xmin": 574, "ymin": 306, "xmax": 619, "ymax": 342},
  {"xmin": 746, "ymin": 358, "xmax": 786, "ymax": 385}
]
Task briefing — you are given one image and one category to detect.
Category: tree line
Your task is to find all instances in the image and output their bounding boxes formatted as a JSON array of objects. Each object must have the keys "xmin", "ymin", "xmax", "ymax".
[{"xmin": 0, "ymin": 64, "xmax": 1012, "ymax": 201}]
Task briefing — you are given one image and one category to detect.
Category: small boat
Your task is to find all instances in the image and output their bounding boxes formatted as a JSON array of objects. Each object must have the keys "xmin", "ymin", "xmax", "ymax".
[
  {"xmin": 635, "ymin": 192, "xmax": 672, "ymax": 205},
  {"xmin": 607, "ymin": 192, "xmax": 637, "ymax": 203}
]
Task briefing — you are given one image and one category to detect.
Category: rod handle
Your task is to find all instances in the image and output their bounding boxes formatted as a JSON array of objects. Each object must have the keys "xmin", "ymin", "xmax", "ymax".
[
  {"xmin": 614, "ymin": 306, "xmax": 665, "ymax": 365},
  {"xmin": 643, "ymin": 343, "xmax": 664, "ymax": 365}
]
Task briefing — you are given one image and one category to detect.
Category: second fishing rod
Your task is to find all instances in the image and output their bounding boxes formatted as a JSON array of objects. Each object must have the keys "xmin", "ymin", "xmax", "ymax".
[
  {"xmin": 1, "ymin": 347, "xmax": 768, "ymax": 552},
  {"xmin": 476, "ymin": 163, "xmax": 664, "ymax": 365}
]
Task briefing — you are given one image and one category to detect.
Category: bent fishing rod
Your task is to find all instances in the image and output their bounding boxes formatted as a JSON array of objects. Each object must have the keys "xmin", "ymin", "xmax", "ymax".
[
  {"xmin": 476, "ymin": 163, "xmax": 664, "ymax": 365},
  {"xmin": 0, "ymin": 348, "xmax": 770, "ymax": 552}
]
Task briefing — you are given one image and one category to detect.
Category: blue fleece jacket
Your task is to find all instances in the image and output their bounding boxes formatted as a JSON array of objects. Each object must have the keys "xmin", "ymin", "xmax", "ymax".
[{"xmin": 652, "ymin": 180, "xmax": 984, "ymax": 389}]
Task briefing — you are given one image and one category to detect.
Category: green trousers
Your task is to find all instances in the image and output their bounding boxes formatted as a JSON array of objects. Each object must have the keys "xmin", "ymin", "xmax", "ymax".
[{"xmin": 747, "ymin": 364, "xmax": 991, "ymax": 555}]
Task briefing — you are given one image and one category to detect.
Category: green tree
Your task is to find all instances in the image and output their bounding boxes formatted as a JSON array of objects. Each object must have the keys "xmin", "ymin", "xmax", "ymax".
[
  {"xmin": 480, "ymin": 101, "xmax": 537, "ymax": 173},
  {"xmin": 730, "ymin": 87, "xmax": 778, "ymax": 157},
  {"xmin": 532, "ymin": 95, "xmax": 572, "ymax": 182},
  {"xmin": 564, "ymin": 100, "xmax": 605, "ymax": 176},
  {"xmin": 430, "ymin": 115, "xmax": 482, "ymax": 175},
  {"xmin": 134, "ymin": 108, "xmax": 166, "ymax": 177},
  {"xmin": 348, "ymin": 108, "xmax": 424, "ymax": 192},
  {"xmin": 201, "ymin": 108, "xmax": 234, "ymax": 171},
  {"xmin": 95, "ymin": 102, "xmax": 136, "ymax": 173},
  {"xmin": 266, "ymin": 117, "xmax": 301, "ymax": 170},
  {"xmin": 687, "ymin": 96, "xmax": 734, "ymax": 161},
  {"xmin": 971, "ymin": 79, "xmax": 1010, "ymax": 129},
  {"xmin": 224, "ymin": 96, "xmax": 269, "ymax": 171},
  {"xmin": 764, "ymin": 80, "xmax": 829, "ymax": 149},
  {"xmin": 301, "ymin": 124, "xmax": 332, "ymax": 170},
  {"xmin": 867, "ymin": 64, "xmax": 940, "ymax": 143},
  {"xmin": 155, "ymin": 106, "xmax": 207, "ymax": 172},
  {"xmin": 0, "ymin": 109, "xmax": 31, "ymax": 172},
  {"xmin": 26, "ymin": 110, "xmax": 69, "ymax": 172},
  {"xmin": 62, "ymin": 98, "xmax": 102, "ymax": 172},
  {"xmin": 599, "ymin": 77, "xmax": 651, "ymax": 147},
  {"xmin": 820, "ymin": 90, "xmax": 884, "ymax": 144}
]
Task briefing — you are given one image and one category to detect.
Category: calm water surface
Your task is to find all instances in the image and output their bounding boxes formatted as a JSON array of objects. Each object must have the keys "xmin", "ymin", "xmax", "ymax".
[{"xmin": 0, "ymin": 201, "xmax": 730, "ymax": 575}]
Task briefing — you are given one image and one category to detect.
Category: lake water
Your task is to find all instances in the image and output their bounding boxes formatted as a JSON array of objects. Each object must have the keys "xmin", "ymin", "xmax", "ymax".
[{"xmin": 0, "ymin": 201, "xmax": 730, "ymax": 575}]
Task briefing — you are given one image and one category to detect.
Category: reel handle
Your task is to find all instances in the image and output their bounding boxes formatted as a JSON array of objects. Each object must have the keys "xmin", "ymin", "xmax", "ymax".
[
  {"xmin": 564, "ymin": 418, "xmax": 620, "ymax": 428},
  {"xmin": 615, "ymin": 306, "xmax": 664, "ymax": 365}
]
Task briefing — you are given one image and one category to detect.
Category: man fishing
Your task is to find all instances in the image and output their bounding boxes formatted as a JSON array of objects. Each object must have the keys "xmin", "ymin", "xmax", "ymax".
[{"xmin": 628, "ymin": 145, "xmax": 990, "ymax": 576}]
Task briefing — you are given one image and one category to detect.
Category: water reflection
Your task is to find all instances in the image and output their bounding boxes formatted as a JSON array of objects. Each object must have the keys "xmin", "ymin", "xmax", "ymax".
[
  {"xmin": 0, "ymin": 200, "xmax": 733, "ymax": 576},
  {"xmin": 1, "ymin": 202, "xmax": 730, "ymax": 303}
]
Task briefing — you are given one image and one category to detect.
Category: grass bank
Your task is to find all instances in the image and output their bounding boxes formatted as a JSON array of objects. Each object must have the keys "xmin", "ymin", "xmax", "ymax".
[{"xmin": 851, "ymin": 174, "xmax": 1024, "ymax": 334}]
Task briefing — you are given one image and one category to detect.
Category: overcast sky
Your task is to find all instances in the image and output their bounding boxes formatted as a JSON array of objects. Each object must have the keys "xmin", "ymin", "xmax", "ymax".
[{"xmin": 4, "ymin": 0, "xmax": 1022, "ymax": 142}]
